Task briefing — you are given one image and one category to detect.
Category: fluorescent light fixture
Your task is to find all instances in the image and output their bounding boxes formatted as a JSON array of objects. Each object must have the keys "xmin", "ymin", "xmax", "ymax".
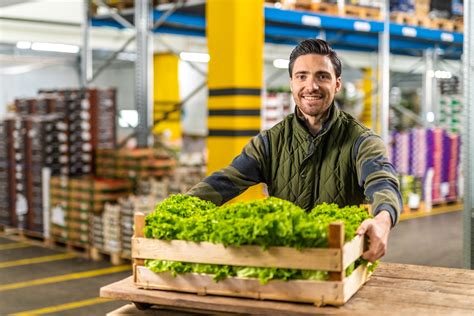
[
  {"xmin": 31, "ymin": 42, "xmax": 79, "ymax": 54},
  {"xmin": 16, "ymin": 41, "xmax": 32, "ymax": 49},
  {"xmin": 117, "ymin": 52, "xmax": 136, "ymax": 61},
  {"xmin": 426, "ymin": 111, "xmax": 435, "ymax": 123},
  {"xmin": 434, "ymin": 70, "xmax": 452, "ymax": 79},
  {"xmin": 273, "ymin": 59, "xmax": 289, "ymax": 69},
  {"xmin": 119, "ymin": 110, "xmax": 138, "ymax": 128},
  {"xmin": 179, "ymin": 52, "xmax": 210, "ymax": 63}
]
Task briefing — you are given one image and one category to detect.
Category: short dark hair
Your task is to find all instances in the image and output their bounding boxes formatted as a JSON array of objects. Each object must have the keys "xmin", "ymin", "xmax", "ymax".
[{"xmin": 289, "ymin": 39, "xmax": 342, "ymax": 78}]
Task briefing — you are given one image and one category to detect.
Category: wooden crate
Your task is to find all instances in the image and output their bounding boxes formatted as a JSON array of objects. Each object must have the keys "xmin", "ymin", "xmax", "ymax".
[
  {"xmin": 391, "ymin": 12, "xmax": 431, "ymax": 29},
  {"xmin": 131, "ymin": 213, "xmax": 371, "ymax": 306},
  {"xmin": 343, "ymin": 5, "xmax": 381, "ymax": 20}
]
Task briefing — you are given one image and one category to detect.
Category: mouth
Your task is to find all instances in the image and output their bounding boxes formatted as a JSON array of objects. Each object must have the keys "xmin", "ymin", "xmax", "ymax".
[{"xmin": 301, "ymin": 94, "xmax": 323, "ymax": 101}]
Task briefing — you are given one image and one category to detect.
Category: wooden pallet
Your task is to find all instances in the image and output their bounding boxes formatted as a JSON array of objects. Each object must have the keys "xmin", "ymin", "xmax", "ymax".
[
  {"xmin": 44, "ymin": 236, "xmax": 91, "ymax": 257},
  {"xmin": 343, "ymin": 5, "xmax": 381, "ymax": 20},
  {"xmin": 90, "ymin": 246, "xmax": 130, "ymax": 265},
  {"xmin": 453, "ymin": 20, "xmax": 463, "ymax": 33},
  {"xmin": 391, "ymin": 12, "xmax": 431, "ymax": 28},
  {"xmin": 430, "ymin": 18, "xmax": 455, "ymax": 32},
  {"xmin": 311, "ymin": 2, "xmax": 339, "ymax": 15},
  {"xmin": 131, "ymin": 213, "xmax": 371, "ymax": 306}
]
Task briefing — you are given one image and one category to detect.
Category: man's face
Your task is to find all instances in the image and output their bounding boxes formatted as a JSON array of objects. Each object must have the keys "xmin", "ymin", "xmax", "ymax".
[{"xmin": 290, "ymin": 54, "xmax": 341, "ymax": 118}]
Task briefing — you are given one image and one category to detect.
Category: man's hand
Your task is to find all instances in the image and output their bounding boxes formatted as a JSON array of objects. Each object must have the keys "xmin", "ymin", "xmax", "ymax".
[{"xmin": 356, "ymin": 210, "xmax": 392, "ymax": 262}]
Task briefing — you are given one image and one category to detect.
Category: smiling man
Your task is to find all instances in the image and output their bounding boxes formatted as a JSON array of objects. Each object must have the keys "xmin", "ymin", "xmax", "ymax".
[{"xmin": 188, "ymin": 39, "xmax": 402, "ymax": 262}]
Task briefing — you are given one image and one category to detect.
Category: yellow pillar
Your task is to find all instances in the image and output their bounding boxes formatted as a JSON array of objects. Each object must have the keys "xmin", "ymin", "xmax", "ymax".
[
  {"xmin": 207, "ymin": 0, "xmax": 265, "ymax": 202},
  {"xmin": 153, "ymin": 53, "xmax": 181, "ymax": 140},
  {"xmin": 361, "ymin": 67, "xmax": 373, "ymax": 128}
]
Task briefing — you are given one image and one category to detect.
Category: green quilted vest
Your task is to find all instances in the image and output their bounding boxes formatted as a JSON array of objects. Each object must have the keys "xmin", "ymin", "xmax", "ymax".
[{"xmin": 263, "ymin": 106, "xmax": 370, "ymax": 211}]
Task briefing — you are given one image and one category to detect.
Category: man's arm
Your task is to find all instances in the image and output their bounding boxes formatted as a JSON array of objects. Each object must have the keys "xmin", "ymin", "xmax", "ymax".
[
  {"xmin": 353, "ymin": 133, "xmax": 403, "ymax": 262},
  {"xmin": 186, "ymin": 133, "xmax": 269, "ymax": 206}
]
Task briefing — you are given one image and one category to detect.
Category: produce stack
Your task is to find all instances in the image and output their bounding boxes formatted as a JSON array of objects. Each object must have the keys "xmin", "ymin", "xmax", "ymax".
[
  {"xmin": 11, "ymin": 117, "xmax": 28, "ymax": 230},
  {"xmin": 389, "ymin": 127, "xmax": 462, "ymax": 207},
  {"xmin": 102, "ymin": 203, "xmax": 122, "ymax": 254},
  {"xmin": 49, "ymin": 176, "xmax": 132, "ymax": 247},
  {"xmin": 0, "ymin": 119, "xmax": 15, "ymax": 227},
  {"xmin": 262, "ymin": 91, "xmax": 292, "ymax": 131},
  {"xmin": 439, "ymin": 76, "xmax": 462, "ymax": 134},
  {"xmin": 95, "ymin": 148, "xmax": 175, "ymax": 180},
  {"xmin": 120, "ymin": 195, "xmax": 156, "ymax": 257},
  {"xmin": 24, "ymin": 114, "xmax": 64, "ymax": 233},
  {"xmin": 38, "ymin": 88, "xmax": 117, "ymax": 176}
]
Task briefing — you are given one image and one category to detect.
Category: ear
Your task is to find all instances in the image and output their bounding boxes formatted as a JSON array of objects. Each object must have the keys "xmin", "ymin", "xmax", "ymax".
[{"xmin": 335, "ymin": 77, "xmax": 342, "ymax": 93}]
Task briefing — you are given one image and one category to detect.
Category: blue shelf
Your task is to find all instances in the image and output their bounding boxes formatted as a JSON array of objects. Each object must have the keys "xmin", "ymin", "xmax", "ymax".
[{"xmin": 91, "ymin": 4, "xmax": 463, "ymax": 59}]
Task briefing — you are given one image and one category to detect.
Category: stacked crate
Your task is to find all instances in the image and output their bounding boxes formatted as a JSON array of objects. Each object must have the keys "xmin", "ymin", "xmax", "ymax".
[
  {"xmin": 0, "ymin": 119, "xmax": 16, "ymax": 227},
  {"xmin": 120, "ymin": 195, "xmax": 157, "ymax": 257},
  {"xmin": 49, "ymin": 176, "xmax": 132, "ymax": 248},
  {"xmin": 95, "ymin": 148, "xmax": 175, "ymax": 180},
  {"xmin": 12, "ymin": 117, "xmax": 28, "ymax": 230},
  {"xmin": 38, "ymin": 88, "xmax": 117, "ymax": 177},
  {"xmin": 24, "ymin": 115, "xmax": 64, "ymax": 233},
  {"xmin": 103, "ymin": 203, "xmax": 122, "ymax": 254}
]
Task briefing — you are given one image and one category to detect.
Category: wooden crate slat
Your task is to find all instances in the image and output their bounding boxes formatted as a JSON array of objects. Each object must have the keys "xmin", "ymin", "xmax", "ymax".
[
  {"xmin": 135, "ymin": 265, "xmax": 344, "ymax": 305},
  {"xmin": 132, "ymin": 237, "xmax": 342, "ymax": 271},
  {"xmin": 342, "ymin": 234, "xmax": 364, "ymax": 270},
  {"xmin": 343, "ymin": 264, "xmax": 370, "ymax": 302}
]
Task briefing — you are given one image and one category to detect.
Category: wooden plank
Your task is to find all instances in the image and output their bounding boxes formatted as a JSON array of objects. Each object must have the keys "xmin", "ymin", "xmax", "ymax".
[
  {"xmin": 354, "ymin": 284, "xmax": 474, "ymax": 311},
  {"xmin": 132, "ymin": 237, "xmax": 341, "ymax": 271},
  {"xmin": 342, "ymin": 235, "xmax": 364, "ymax": 270},
  {"xmin": 374, "ymin": 262, "xmax": 474, "ymax": 285},
  {"xmin": 135, "ymin": 266, "xmax": 343, "ymax": 305},
  {"xmin": 328, "ymin": 222, "xmax": 344, "ymax": 281},
  {"xmin": 344, "ymin": 296, "xmax": 473, "ymax": 315},
  {"xmin": 101, "ymin": 277, "xmax": 343, "ymax": 315},
  {"xmin": 368, "ymin": 275, "xmax": 474, "ymax": 296},
  {"xmin": 343, "ymin": 264, "xmax": 370, "ymax": 303},
  {"xmin": 134, "ymin": 213, "xmax": 145, "ymax": 266}
]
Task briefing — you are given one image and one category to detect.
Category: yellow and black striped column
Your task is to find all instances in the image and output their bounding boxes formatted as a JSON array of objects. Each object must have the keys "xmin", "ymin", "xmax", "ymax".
[
  {"xmin": 361, "ymin": 67, "xmax": 373, "ymax": 128},
  {"xmin": 153, "ymin": 53, "xmax": 181, "ymax": 141},
  {"xmin": 207, "ymin": 0, "xmax": 264, "ymax": 201}
]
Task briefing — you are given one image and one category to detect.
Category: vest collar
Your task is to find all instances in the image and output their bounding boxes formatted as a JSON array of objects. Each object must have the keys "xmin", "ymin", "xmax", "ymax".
[{"xmin": 293, "ymin": 102, "xmax": 340, "ymax": 140}]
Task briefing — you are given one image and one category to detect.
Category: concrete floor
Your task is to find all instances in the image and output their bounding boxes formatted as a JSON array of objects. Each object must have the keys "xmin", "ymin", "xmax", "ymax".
[{"xmin": 0, "ymin": 211, "xmax": 465, "ymax": 315}]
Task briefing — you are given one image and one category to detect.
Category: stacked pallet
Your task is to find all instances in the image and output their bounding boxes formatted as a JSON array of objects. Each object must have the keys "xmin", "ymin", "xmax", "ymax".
[
  {"xmin": 95, "ymin": 148, "xmax": 175, "ymax": 180},
  {"xmin": 24, "ymin": 114, "xmax": 64, "ymax": 233},
  {"xmin": 49, "ymin": 176, "xmax": 132, "ymax": 249},
  {"xmin": 280, "ymin": 0, "xmax": 382, "ymax": 20},
  {"xmin": 263, "ymin": 91, "xmax": 292, "ymax": 131},
  {"xmin": 91, "ymin": 0, "xmax": 160, "ymax": 15},
  {"xmin": 0, "ymin": 119, "xmax": 15, "ymax": 227},
  {"xmin": 389, "ymin": 128, "xmax": 461, "ymax": 208},
  {"xmin": 38, "ymin": 88, "xmax": 117, "ymax": 176},
  {"xmin": 120, "ymin": 195, "xmax": 157, "ymax": 257}
]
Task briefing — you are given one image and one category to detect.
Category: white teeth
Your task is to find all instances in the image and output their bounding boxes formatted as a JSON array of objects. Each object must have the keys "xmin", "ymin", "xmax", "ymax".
[{"xmin": 303, "ymin": 95, "xmax": 322, "ymax": 100}]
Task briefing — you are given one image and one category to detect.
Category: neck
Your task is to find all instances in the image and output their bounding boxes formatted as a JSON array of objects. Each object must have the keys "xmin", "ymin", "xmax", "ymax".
[
  {"xmin": 303, "ymin": 114, "xmax": 323, "ymax": 136},
  {"xmin": 297, "ymin": 108, "xmax": 330, "ymax": 136}
]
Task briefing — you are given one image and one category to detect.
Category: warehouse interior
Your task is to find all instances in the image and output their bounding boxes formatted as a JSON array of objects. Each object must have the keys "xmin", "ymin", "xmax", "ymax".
[{"xmin": 0, "ymin": 0, "xmax": 473, "ymax": 314}]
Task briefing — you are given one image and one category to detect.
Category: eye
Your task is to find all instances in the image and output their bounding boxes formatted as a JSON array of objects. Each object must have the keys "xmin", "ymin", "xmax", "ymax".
[
  {"xmin": 319, "ymin": 73, "xmax": 330, "ymax": 80},
  {"xmin": 296, "ymin": 74, "xmax": 306, "ymax": 80}
]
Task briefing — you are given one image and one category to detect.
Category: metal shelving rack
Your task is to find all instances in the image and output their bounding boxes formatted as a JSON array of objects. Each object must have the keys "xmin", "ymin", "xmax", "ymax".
[
  {"xmin": 463, "ymin": 0, "xmax": 473, "ymax": 269},
  {"xmin": 83, "ymin": 0, "xmax": 473, "ymax": 269}
]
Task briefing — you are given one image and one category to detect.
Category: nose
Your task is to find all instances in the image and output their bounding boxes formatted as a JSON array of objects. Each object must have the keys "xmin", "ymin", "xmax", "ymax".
[{"xmin": 306, "ymin": 77, "xmax": 319, "ymax": 90}]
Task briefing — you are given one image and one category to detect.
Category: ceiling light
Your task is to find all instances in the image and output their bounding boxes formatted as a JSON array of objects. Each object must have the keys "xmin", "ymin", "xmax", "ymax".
[
  {"xmin": 31, "ymin": 42, "xmax": 80, "ymax": 54},
  {"xmin": 179, "ymin": 52, "xmax": 210, "ymax": 63},
  {"xmin": 273, "ymin": 59, "xmax": 289, "ymax": 69},
  {"xmin": 16, "ymin": 41, "xmax": 32, "ymax": 49},
  {"xmin": 119, "ymin": 110, "xmax": 138, "ymax": 128},
  {"xmin": 434, "ymin": 70, "xmax": 452, "ymax": 79}
]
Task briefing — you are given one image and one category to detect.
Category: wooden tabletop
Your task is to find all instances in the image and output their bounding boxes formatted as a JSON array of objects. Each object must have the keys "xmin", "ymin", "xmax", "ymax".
[{"xmin": 101, "ymin": 262, "xmax": 474, "ymax": 315}]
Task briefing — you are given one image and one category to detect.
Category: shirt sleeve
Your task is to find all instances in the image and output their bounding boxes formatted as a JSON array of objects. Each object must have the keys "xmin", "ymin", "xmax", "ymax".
[
  {"xmin": 186, "ymin": 132, "xmax": 269, "ymax": 206},
  {"xmin": 354, "ymin": 133, "xmax": 402, "ymax": 227}
]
